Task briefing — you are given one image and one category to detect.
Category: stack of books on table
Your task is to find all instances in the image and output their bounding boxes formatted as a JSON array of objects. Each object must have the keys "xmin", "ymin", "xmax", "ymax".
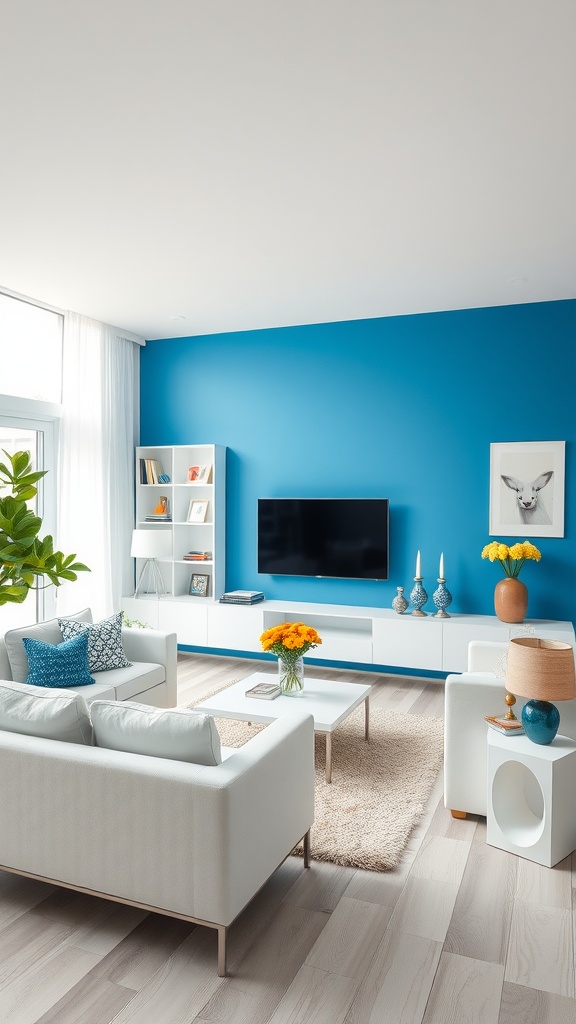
[
  {"xmin": 484, "ymin": 714, "xmax": 525, "ymax": 736},
  {"xmin": 219, "ymin": 590, "xmax": 265, "ymax": 605}
]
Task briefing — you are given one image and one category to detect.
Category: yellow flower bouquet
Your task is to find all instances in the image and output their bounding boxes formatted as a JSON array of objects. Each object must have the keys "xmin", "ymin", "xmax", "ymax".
[
  {"xmin": 481, "ymin": 540, "xmax": 541, "ymax": 579},
  {"xmin": 260, "ymin": 622, "xmax": 322, "ymax": 695}
]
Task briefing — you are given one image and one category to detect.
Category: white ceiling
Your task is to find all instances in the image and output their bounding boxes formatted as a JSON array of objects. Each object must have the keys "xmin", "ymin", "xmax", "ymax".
[{"xmin": 1, "ymin": 1, "xmax": 575, "ymax": 340}]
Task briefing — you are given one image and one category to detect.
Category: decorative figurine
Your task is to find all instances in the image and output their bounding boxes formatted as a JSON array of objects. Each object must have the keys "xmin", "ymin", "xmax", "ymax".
[{"xmin": 392, "ymin": 586, "xmax": 409, "ymax": 614}]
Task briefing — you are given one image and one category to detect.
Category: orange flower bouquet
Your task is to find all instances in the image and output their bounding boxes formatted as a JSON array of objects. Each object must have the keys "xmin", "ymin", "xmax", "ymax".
[{"xmin": 260, "ymin": 622, "xmax": 322, "ymax": 695}]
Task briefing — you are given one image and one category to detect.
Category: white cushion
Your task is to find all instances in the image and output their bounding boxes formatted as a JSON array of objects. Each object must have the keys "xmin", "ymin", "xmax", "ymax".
[
  {"xmin": 4, "ymin": 608, "xmax": 93, "ymax": 682},
  {"xmin": 0, "ymin": 679, "xmax": 92, "ymax": 745},
  {"xmin": 90, "ymin": 700, "xmax": 222, "ymax": 765}
]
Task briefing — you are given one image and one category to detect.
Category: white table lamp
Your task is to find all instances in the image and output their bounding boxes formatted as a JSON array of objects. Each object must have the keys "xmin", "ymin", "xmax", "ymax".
[{"xmin": 131, "ymin": 529, "xmax": 172, "ymax": 598}]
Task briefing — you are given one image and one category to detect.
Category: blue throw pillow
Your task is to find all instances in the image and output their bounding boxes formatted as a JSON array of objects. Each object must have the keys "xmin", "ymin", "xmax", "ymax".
[{"xmin": 23, "ymin": 633, "xmax": 95, "ymax": 688}]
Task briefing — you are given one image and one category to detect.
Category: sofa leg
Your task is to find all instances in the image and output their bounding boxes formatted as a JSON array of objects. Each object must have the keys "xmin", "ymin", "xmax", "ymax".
[
  {"xmin": 217, "ymin": 925, "xmax": 227, "ymax": 977},
  {"xmin": 450, "ymin": 809, "xmax": 467, "ymax": 820},
  {"xmin": 303, "ymin": 829, "xmax": 311, "ymax": 868}
]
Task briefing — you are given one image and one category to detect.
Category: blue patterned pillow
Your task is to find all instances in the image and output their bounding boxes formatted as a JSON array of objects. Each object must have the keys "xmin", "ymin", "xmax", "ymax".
[
  {"xmin": 58, "ymin": 612, "xmax": 131, "ymax": 673},
  {"xmin": 23, "ymin": 633, "xmax": 95, "ymax": 688}
]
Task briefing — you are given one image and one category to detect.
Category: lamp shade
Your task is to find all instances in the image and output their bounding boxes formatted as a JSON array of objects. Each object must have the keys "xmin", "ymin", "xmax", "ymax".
[
  {"xmin": 130, "ymin": 529, "xmax": 172, "ymax": 560},
  {"xmin": 506, "ymin": 637, "xmax": 576, "ymax": 703}
]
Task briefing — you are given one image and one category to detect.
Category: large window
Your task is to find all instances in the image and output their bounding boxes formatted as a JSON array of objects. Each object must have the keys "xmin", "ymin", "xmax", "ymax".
[
  {"xmin": 0, "ymin": 292, "xmax": 63, "ymax": 403},
  {"xmin": 0, "ymin": 290, "xmax": 63, "ymax": 627},
  {"xmin": 0, "ymin": 420, "xmax": 58, "ymax": 630}
]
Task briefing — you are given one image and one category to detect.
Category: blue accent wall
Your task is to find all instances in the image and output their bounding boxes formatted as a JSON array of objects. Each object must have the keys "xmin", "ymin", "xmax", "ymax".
[{"xmin": 140, "ymin": 300, "xmax": 576, "ymax": 627}]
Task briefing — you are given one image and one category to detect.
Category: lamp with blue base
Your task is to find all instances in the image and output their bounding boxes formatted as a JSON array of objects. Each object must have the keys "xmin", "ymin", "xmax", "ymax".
[{"xmin": 506, "ymin": 637, "xmax": 576, "ymax": 745}]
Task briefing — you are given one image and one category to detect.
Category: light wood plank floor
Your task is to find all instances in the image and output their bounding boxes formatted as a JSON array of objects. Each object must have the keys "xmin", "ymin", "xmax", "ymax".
[{"xmin": 1, "ymin": 653, "xmax": 575, "ymax": 1024}]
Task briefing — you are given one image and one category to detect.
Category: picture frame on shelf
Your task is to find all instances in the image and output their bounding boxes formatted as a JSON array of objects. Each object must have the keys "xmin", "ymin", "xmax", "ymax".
[
  {"xmin": 189, "ymin": 573, "xmax": 209, "ymax": 597},
  {"xmin": 187, "ymin": 500, "xmax": 209, "ymax": 523},
  {"xmin": 489, "ymin": 440, "xmax": 565, "ymax": 538},
  {"xmin": 187, "ymin": 464, "xmax": 212, "ymax": 483}
]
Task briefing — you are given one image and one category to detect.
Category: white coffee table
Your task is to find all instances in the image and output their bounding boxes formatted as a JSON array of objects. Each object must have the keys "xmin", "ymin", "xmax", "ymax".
[{"xmin": 196, "ymin": 672, "xmax": 371, "ymax": 783}]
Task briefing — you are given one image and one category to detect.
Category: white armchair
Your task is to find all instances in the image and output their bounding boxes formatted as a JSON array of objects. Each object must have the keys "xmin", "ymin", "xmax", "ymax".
[{"xmin": 444, "ymin": 641, "xmax": 576, "ymax": 817}]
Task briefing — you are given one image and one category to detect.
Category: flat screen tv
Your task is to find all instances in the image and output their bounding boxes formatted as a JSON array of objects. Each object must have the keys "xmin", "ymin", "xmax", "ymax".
[{"xmin": 258, "ymin": 498, "xmax": 389, "ymax": 581}]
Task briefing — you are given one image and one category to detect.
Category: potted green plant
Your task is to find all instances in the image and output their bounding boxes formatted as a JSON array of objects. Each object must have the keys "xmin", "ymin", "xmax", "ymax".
[{"xmin": 0, "ymin": 450, "xmax": 89, "ymax": 606}]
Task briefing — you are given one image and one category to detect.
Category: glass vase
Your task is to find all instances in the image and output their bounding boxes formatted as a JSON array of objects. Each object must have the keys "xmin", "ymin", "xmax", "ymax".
[{"xmin": 278, "ymin": 656, "xmax": 304, "ymax": 696}]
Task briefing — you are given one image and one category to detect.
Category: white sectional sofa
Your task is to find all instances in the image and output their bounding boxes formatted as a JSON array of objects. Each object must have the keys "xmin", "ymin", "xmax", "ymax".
[
  {"xmin": 444, "ymin": 641, "xmax": 576, "ymax": 817},
  {"xmin": 0, "ymin": 609, "xmax": 177, "ymax": 707},
  {"xmin": 0, "ymin": 704, "xmax": 315, "ymax": 975},
  {"xmin": 0, "ymin": 611, "xmax": 315, "ymax": 974}
]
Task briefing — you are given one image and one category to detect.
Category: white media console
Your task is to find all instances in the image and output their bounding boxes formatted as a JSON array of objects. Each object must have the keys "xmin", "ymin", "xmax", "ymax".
[{"xmin": 120, "ymin": 596, "xmax": 575, "ymax": 674}]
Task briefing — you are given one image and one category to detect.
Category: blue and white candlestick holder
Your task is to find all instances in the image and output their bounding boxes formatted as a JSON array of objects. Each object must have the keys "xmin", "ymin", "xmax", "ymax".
[
  {"xmin": 410, "ymin": 577, "xmax": 428, "ymax": 616},
  {"xmin": 433, "ymin": 578, "xmax": 452, "ymax": 618}
]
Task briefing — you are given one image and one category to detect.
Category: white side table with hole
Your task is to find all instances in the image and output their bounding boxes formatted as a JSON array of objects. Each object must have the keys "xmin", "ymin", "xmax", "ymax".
[{"xmin": 487, "ymin": 730, "xmax": 576, "ymax": 868}]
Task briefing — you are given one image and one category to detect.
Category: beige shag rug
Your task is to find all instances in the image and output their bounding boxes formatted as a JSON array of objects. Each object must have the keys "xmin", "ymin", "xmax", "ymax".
[{"xmin": 190, "ymin": 689, "xmax": 444, "ymax": 872}]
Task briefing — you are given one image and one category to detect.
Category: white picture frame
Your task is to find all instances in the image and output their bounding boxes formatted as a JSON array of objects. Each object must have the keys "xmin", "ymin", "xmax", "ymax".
[
  {"xmin": 489, "ymin": 440, "xmax": 565, "ymax": 537},
  {"xmin": 187, "ymin": 464, "xmax": 212, "ymax": 484},
  {"xmin": 196, "ymin": 464, "xmax": 212, "ymax": 483},
  {"xmin": 187, "ymin": 500, "xmax": 209, "ymax": 523}
]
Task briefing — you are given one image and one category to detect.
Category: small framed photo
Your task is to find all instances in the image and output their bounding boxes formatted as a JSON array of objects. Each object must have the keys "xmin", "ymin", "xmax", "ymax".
[
  {"xmin": 189, "ymin": 573, "xmax": 209, "ymax": 597},
  {"xmin": 196, "ymin": 464, "xmax": 212, "ymax": 483},
  {"xmin": 187, "ymin": 500, "xmax": 209, "ymax": 523},
  {"xmin": 187, "ymin": 464, "xmax": 212, "ymax": 483},
  {"xmin": 489, "ymin": 440, "xmax": 565, "ymax": 537}
]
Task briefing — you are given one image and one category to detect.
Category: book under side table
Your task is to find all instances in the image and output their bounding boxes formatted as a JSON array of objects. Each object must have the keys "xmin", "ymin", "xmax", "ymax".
[{"xmin": 195, "ymin": 672, "xmax": 371, "ymax": 783}]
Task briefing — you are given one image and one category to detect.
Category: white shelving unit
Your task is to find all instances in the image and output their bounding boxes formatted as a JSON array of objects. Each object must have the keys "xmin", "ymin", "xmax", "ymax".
[
  {"xmin": 202, "ymin": 601, "xmax": 574, "ymax": 673},
  {"xmin": 123, "ymin": 461, "xmax": 575, "ymax": 666},
  {"xmin": 132, "ymin": 444, "xmax": 226, "ymax": 604}
]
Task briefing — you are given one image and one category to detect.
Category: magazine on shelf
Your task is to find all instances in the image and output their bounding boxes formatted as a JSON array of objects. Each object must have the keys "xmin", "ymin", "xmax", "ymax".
[
  {"xmin": 245, "ymin": 682, "xmax": 281, "ymax": 700},
  {"xmin": 220, "ymin": 590, "xmax": 265, "ymax": 605}
]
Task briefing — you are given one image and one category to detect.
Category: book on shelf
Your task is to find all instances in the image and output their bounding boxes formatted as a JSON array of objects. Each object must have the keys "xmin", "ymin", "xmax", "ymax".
[
  {"xmin": 220, "ymin": 590, "xmax": 265, "ymax": 605},
  {"xmin": 140, "ymin": 458, "xmax": 164, "ymax": 484},
  {"xmin": 145, "ymin": 514, "xmax": 172, "ymax": 521},
  {"xmin": 245, "ymin": 682, "xmax": 281, "ymax": 700},
  {"xmin": 183, "ymin": 551, "xmax": 212, "ymax": 561},
  {"xmin": 485, "ymin": 714, "xmax": 525, "ymax": 736}
]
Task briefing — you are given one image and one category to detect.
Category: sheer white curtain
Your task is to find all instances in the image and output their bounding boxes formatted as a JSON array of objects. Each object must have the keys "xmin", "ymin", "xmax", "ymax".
[{"xmin": 56, "ymin": 312, "xmax": 140, "ymax": 619}]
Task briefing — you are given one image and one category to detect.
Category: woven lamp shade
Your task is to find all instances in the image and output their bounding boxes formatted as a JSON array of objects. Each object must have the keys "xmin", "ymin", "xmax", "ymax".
[{"xmin": 506, "ymin": 637, "xmax": 576, "ymax": 702}]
